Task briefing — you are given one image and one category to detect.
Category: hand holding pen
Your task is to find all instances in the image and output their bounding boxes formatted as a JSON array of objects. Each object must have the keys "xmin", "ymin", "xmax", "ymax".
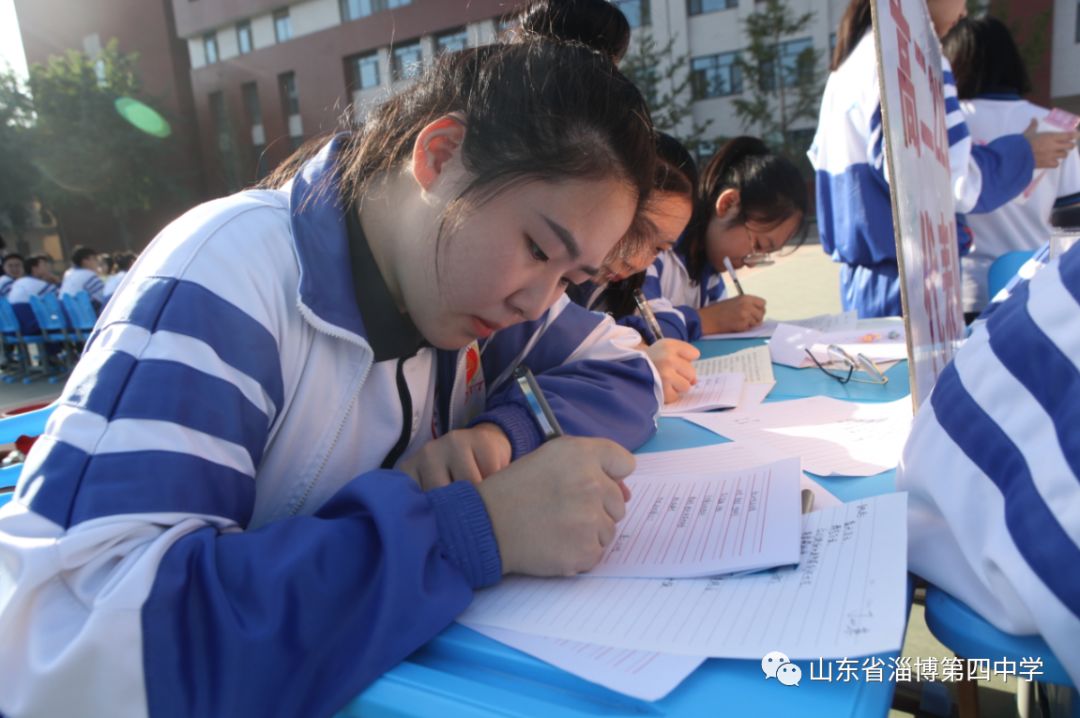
[
  {"xmin": 722, "ymin": 256, "xmax": 745, "ymax": 296},
  {"xmin": 632, "ymin": 289, "xmax": 665, "ymax": 344}
]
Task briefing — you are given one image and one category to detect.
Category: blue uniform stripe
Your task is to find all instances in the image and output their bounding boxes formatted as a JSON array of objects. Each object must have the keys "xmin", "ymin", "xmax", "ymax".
[
  {"xmin": 520, "ymin": 303, "xmax": 602, "ymax": 372},
  {"xmin": 944, "ymin": 96, "xmax": 962, "ymax": 116},
  {"xmin": 947, "ymin": 121, "xmax": 969, "ymax": 146},
  {"xmin": 478, "ymin": 319, "xmax": 542, "ymax": 392},
  {"xmin": 930, "ymin": 362, "xmax": 1080, "ymax": 621},
  {"xmin": 102, "ymin": 277, "xmax": 284, "ymax": 416},
  {"xmin": 20, "ymin": 439, "xmax": 255, "ymax": 528},
  {"xmin": 1054, "ymin": 191, "xmax": 1080, "ymax": 208},
  {"xmin": 985, "ymin": 281, "xmax": 1080, "ymax": 478}
]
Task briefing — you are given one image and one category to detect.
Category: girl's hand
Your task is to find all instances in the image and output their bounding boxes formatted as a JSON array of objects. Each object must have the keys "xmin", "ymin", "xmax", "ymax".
[
  {"xmin": 700, "ymin": 295, "xmax": 767, "ymax": 334},
  {"xmin": 399, "ymin": 423, "xmax": 511, "ymax": 490},
  {"xmin": 644, "ymin": 338, "xmax": 700, "ymax": 403},
  {"xmin": 1023, "ymin": 119, "xmax": 1078, "ymax": 169},
  {"xmin": 476, "ymin": 437, "xmax": 634, "ymax": 576}
]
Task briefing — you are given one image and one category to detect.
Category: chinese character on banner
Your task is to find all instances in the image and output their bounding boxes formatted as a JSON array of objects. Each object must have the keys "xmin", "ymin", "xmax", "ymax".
[
  {"xmin": 862, "ymin": 656, "xmax": 886, "ymax": 682},
  {"xmin": 917, "ymin": 656, "xmax": 939, "ymax": 681},
  {"xmin": 993, "ymin": 658, "xmax": 1018, "ymax": 679},
  {"xmin": 919, "ymin": 211, "xmax": 941, "ymax": 369},
  {"xmin": 940, "ymin": 657, "xmax": 966, "ymax": 682},
  {"xmin": 966, "ymin": 659, "xmax": 991, "ymax": 682},
  {"xmin": 836, "ymin": 658, "xmax": 861, "ymax": 682},
  {"xmin": 936, "ymin": 214, "xmax": 960, "ymax": 342},
  {"xmin": 889, "ymin": 0, "xmax": 920, "ymax": 154}
]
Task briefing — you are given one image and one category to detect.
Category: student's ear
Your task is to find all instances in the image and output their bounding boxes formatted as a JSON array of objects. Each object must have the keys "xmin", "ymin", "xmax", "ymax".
[
  {"xmin": 714, "ymin": 188, "xmax": 741, "ymax": 220},
  {"xmin": 411, "ymin": 115, "xmax": 467, "ymax": 191}
]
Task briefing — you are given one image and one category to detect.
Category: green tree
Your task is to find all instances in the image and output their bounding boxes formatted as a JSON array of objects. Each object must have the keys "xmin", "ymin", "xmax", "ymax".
[
  {"xmin": 0, "ymin": 69, "xmax": 40, "ymax": 247},
  {"xmin": 27, "ymin": 41, "xmax": 183, "ymax": 249},
  {"xmin": 731, "ymin": 0, "xmax": 822, "ymax": 169},
  {"xmin": 621, "ymin": 31, "xmax": 715, "ymax": 157}
]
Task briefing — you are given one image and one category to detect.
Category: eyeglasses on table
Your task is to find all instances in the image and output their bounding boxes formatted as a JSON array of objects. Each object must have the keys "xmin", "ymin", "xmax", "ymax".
[{"xmin": 804, "ymin": 344, "xmax": 889, "ymax": 385}]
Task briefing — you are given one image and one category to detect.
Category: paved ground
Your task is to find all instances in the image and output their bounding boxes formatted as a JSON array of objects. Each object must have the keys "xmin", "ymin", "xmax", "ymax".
[{"xmin": 0, "ymin": 241, "xmax": 1026, "ymax": 716}]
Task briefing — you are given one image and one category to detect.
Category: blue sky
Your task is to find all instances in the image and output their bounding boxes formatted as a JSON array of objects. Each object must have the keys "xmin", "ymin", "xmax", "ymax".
[{"xmin": 0, "ymin": 0, "xmax": 28, "ymax": 79}]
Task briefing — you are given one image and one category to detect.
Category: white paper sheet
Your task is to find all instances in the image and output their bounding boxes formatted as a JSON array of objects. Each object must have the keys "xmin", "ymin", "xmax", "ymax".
[
  {"xmin": 701, "ymin": 311, "xmax": 858, "ymax": 340},
  {"xmin": 661, "ymin": 372, "xmax": 744, "ymax": 415},
  {"xmin": 769, "ymin": 324, "xmax": 908, "ymax": 368},
  {"xmin": 684, "ymin": 397, "xmax": 913, "ymax": 476},
  {"xmin": 693, "ymin": 345, "xmax": 775, "ymax": 384},
  {"xmin": 460, "ymin": 493, "xmax": 908, "ymax": 660},
  {"xmin": 589, "ymin": 458, "xmax": 801, "ymax": 578},
  {"xmin": 468, "ymin": 625, "xmax": 706, "ymax": 702}
]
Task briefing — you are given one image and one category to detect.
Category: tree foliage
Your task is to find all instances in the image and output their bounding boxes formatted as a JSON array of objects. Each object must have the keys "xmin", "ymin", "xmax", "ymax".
[
  {"xmin": 0, "ymin": 69, "xmax": 40, "ymax": 240},
  {"xmin": 730, "ymin": 0, "xmax": 822, "ymax": 169},
  {"xmin": 24, "ymin": 41, "xmax": 184, "ymax": 247},
  {"xmin": 621, "ymin": 31, "xmax": 715, "ymax": 157}
]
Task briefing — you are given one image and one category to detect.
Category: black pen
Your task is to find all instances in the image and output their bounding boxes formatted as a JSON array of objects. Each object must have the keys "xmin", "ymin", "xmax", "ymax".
[
  {"xmin": 513, "ymin": 364, "xmax": 563, "ymax": 441},
  {"xmin": 632, "ymin": 289, "xmax": 665, "ymax": 344},
  {"xmin": 723, "ymin": 256, "xmax": 745, "ymax": 296}
]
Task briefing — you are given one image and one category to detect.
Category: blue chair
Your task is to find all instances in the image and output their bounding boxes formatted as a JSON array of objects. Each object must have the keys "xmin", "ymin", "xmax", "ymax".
[
  {"xmin": 62, "ymin": 291, "xmax": 98, "ymax": 347},
  {"xmin": 0, "ymin": 297, "xmax": 46, "ymax": 384},
  {"xmin": 987, "ymin": 250, "xmax": 1036, "ymax": 300},
  {"xmin": 924, "ymin": 585, "xmax": 1077, "ymax": 718},
  {"xmin": 28, "ymin": 294, "xmax": 75, "ymax": 381}
]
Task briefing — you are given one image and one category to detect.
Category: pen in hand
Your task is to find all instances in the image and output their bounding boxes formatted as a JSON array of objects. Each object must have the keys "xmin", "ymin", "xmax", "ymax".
[
  {"xmin": 722, "ymin": 256, "xmax": 745, "ymax": 296},
  {"xmin": 513, "ymin": 364, "xmax": 564, "ymax": 441},
  {"xmin": 632, "ymin": 289, "xmax": 665, "ymax": 344}
]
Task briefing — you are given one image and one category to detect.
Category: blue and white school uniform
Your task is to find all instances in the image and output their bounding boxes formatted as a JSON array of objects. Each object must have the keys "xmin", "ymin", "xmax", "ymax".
[
  {"xmin": 60, "ymin": 266, "xmax": 106, "ymax": 306},
  {"xmin": 0, "ymin": 138, "xmax": 661, "ymax": 718},
  {"xmin": 0, "ymin": 275, "xmax": 14, "ymax": 297},
  {"xmin": 897, "ymin": 243, "xmax": 1080, "ymax": 686},
  {"xmin": 809, "ymin": 32, "xmax": 1034, "ymax": 318},
  {"xmin": 6, "ymin": 276, "xmax": 59, "ymax": 334},
  {"xmin": 103, "ymin": 270, "xmax": 128, "ymax": 302},
  {"xmin": 620, "ymin": 249, "xmax": 724, "ymax": 342},
  {"xmin": 960, "ymin": 95, "xmax": 1080, "ymax": 313}
]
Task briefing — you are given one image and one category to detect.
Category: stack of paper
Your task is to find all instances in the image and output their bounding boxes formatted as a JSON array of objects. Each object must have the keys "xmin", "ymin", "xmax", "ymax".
[
  {"xmin": 684, "ymin": 397, "xmax": 913, "ymax": 476},
  {"xmin": 692, "ymin": 345, "xmax": 776, "ymax": 409},
  {"xmin": 459, "ymin": 444, "xmax": 907, "ymax": 702},
  {"xmin": 661, "ymin": 372, "xmax": 745, "ymax": 414}
]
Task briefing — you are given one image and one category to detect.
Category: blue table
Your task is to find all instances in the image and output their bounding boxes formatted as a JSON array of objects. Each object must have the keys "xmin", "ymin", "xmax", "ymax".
[{"xmin": 340, "ymin": 337, "xmax": 912, "ymax": 717}]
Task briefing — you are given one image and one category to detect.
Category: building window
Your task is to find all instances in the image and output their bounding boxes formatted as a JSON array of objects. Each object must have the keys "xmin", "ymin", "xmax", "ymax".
[
  {"xmin": 392, "ymin": 41, "xmax": 422, "ymax": 81},
  {"xmin": 236, "ymin": 21, "xmax": 253, "ymax": 54},
  {"xmin": 242, "ymin": 82, "xmax": 262, "ymax": 125},
  {"xmin": 761, "ymin": 37, "xmax": 814, "ymax": 92},
  {"xmin": 435, "ymin": 28, "xmax": 468, "ymax": 55},
  {"xmin": 691, "ymin": 51, "xmax": 742, "ymax": 99},
  {"xmin": 345, "ymin": 52, "xmax": 380, "ymax": 91},
  {"xmin": 340, "ymin": 0, "xmax": 374, "ymax": 21},
  {"xmin": 274, "ymin": 9, "xmax": 292, "ymax": 43},
  {"xmin": 687, "ymin": 0, "xmax": 738, "ymax": 15},
  {"xmin": 203, "ymin": 32, "xmax": 219, "ymax": 64},
  {"xmin": 612, "ymin": 0, "xmax": 650, "ymax": 28},
  {"xmin": 279, "ymin": 71, "xmax": 300, "ymax": 116}
]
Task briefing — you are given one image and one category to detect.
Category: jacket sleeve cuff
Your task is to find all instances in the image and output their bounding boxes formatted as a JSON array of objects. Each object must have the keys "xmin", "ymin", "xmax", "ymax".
[
  {"xmin": 427, "ymin": 480, "xmax": 502, "ymax": 589},
  {"xmin": 469, "ymin": 403, "xmax": 543, "ymax": 461}
]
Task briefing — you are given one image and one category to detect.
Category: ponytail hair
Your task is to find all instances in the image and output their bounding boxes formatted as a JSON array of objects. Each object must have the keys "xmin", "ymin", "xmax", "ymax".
[
  {"xmin": 831, "ymin": 0, "xmax": 872, "ymax": 71},
  {"xmin": 515, "ymin": 0, "xmax": 632, "ymax": 63},
  {"xmin": 686, "ymin": 136, "xmax": 808, "ymax": 279},
  {"xmin": 262, "ymin": 40, "xmax": 655, "ymax": 245}
]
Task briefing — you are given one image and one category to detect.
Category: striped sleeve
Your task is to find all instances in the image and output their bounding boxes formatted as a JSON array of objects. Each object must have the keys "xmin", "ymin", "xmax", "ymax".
[
  {"xmin": 0, "ymin": 204, "xmax": 500, "ymax": 717},
  {"xmin": 473, "ymin": 294, "xmax": 662, "ymax": 457},
  {"xmin": 898, "ymin": 245, "xmax": 1080, "ymax": 686},
  {"xmin": 84, "ymin": 274, "xmax": 106, "ymax": 304}
]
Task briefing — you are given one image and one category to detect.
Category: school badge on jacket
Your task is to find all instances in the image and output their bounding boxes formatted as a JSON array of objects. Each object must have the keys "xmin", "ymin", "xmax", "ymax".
[{"xmin": 448, "ymin": 340, "xmax": 487, "ymax": 429}]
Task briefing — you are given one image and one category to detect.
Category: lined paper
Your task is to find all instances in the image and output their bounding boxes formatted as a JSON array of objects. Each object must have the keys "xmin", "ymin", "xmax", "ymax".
[
  {"xmin": 662, "ymin": 372, "xmax": 744, "ymax": 415},
  {"xmin": 469, "ymin": 625, "xmax": 705, "ymax": 702},
  {"xmin": 702, "ymin": 311, "xmax": 857, "ymax": 340},
  {"xmin": 589, "ymin": 458, "xmax": 801, "ymax": 578},
  {"xmin": 694, "ymin": 345, "xmax": 775, "ymax": 384},
  {"xmin": 460, "ymin": 493, "xmax": 908, "ymax": 660}
]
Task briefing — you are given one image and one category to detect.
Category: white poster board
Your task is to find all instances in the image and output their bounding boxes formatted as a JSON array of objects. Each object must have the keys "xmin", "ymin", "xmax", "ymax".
[{"xmin": 872, "ymin": 0, "xmax": 965, "ymax": 408}]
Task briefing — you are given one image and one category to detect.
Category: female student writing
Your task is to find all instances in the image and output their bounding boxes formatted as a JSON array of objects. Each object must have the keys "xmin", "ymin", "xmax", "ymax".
[
  {"xmin": 0, "ymin": 41, "xmax": 660, "ymax": 718},
  {"xmin": 635, "ymin": 135, "xmax": 808, "ymax": 342},
  {"xmin": 809, "ymin": 0, "xmax": 1076, "ymax": 318}
]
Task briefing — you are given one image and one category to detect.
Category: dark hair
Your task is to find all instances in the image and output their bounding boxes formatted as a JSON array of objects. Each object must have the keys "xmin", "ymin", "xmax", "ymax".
[
  {"xmin": 114, "ymin": 252, "xmax": 137, "ymax": 272},
  {"xmin": 516, "ymin": 0, "xmax": 631, "ymax": 63},
  {"xmin": 25, "ymin": 254, "xmax": 51, "ymax": 273},
  {"xmin": 686, "ymin": 136, "xmax": 809, "ymax": 279},
  {"xmin": 264, "ymin": 41, "xmax": 655, "ymax": 251},
  {"xmin": 603, "ymin": 133, "xmax": 699, "ymax": 319},
  {"xmin": 2, "ymin": 253, "xmax": 24, "ymax": 274},
  {"xmin": 831, "ymin": 0, "xmax": 872, "ymax": 72},
  {"xmin": 71, "ymin": 245, "xmax": 99, "ymax": 268},
  {"xmin": 943, "ymin": 16, "xmax": 1032, "ymax": 100}
]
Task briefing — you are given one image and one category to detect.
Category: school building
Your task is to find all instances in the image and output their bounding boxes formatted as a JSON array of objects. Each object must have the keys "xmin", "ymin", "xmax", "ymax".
[{"xmin": 10, "ymin": 0, "xmax": 1076, "ymax": 238}]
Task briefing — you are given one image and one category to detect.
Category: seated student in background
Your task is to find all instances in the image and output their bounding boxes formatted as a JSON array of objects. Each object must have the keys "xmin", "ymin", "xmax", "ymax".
[
  {"xmin": 942, "ymin": 16, "xmax": 1080, "ymax": 320},
  {"xmin": 0, "ymin": 253, "xmax": 25, "ymax": 297},
  {"xmin": 0, "ymin": 41, "xmax": 661, "ymax": 718},
  {"xmin": 59, "ymin": 245, "xmax": 106, "ymax": 310},
  {"xmin": 7, "ymin": 254, "xmax": 59, "ymax": 333},
  {"xmin": 897, "ymin": 243, "xmax": 1080, "ymax": 690},
  {"xmin": 639, "ymin": 135, "xmax": 808, "ymax": 340},
  {"xmin": 810, "ymin": 0, "xmax": 1077, "ymax": 319},
  {"xmin": 102, "ymin": 251, "xmax": 136, "ymax": 304}
]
